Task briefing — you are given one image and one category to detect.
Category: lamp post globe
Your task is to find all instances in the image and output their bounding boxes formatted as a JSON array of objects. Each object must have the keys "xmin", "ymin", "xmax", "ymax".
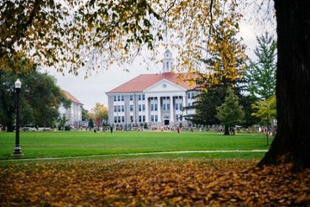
[
  {"xmin": 12, "ymin": 78, "xmax": 23, "ymax": 158},
  {"xmin": 15, "ymin": 78, "xmax": 21, "ymax": 89}
]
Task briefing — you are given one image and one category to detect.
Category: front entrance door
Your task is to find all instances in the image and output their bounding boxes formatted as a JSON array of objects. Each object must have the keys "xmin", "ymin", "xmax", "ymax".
[
  {"xmin": 162, "ymin": 113, "xmax": 170, "ymax": 126},
  {"xmin": 164, "ymin": 120, "xmax": 170, "ymax": 126}
]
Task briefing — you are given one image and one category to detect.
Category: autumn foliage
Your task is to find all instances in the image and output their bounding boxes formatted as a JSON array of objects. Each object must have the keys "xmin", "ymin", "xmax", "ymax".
[{"xmin": 1, "ymin": 159, "xmax": 310, "ymax": 206}]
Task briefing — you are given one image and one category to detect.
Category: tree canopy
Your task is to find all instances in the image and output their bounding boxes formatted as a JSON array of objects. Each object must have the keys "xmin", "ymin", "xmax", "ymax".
[
  {"xmin": 88, "ymin": 103, "xmax": 108, "ymax": 127},
  {"xmin": 0, "ymin": 0, "xmax": 162, "ymax": 75},
  {"xmin": 0, "ymin": 70, "xmax": 70, "ymax": 131},
  {"xmin": 216, "ymin": 87, "xmax": 245, "ymax": 135},
  {"xmin": 245, "ymin": 32, "xmax": 277, "ymax": 100},
  {"xmin": 0, "ymin": 0, "xmax": 247, "ymax": 77},
  {"xmin": 188, "ymin": 87, "xmax": 225, "ymax": 126}
]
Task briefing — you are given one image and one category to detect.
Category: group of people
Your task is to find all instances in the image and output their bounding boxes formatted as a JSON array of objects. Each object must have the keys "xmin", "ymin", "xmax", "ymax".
[{"xmin": 93, "ymin": 126, "xmax": 113, "ymax": 133}]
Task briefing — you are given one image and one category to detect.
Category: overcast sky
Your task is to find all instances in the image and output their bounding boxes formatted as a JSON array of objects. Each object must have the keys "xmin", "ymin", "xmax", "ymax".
[{"xmin": 49, "ymin": 21, "xmax": 266, "ymax": 111}]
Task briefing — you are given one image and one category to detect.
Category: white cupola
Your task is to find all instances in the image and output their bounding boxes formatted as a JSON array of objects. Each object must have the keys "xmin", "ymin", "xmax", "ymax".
[{"xmin": 162, "ymin": 49, "xmax": 174, "ymax": 73}]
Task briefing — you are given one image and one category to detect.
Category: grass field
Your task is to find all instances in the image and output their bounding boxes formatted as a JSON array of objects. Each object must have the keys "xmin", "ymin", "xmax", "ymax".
[{"xmin": 0, "ymin": 130, "xmax": 272, "ymax": 160}]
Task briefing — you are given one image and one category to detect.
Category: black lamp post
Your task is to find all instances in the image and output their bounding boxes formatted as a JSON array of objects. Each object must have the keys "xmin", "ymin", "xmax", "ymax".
[{"xmin": 12, "ymin": 78, "xmax": 23, "ymax": 158}]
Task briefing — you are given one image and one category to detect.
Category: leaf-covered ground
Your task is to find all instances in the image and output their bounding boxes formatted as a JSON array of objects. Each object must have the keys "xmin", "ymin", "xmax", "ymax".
[{"xmin": 1, "ymin": 159, "xmax": 310, "ymax": 206}]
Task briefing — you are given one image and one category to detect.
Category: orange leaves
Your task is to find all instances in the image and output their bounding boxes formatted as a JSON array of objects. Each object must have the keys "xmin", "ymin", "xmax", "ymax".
[{"xmin": 1, "ymin": 159, "xmax": 310, "ymax": 206}]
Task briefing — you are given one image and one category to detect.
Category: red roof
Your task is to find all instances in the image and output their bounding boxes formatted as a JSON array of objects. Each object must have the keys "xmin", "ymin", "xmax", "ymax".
[
  {"xmin": 108, "ymin": 72, "xmax": 196, "ymax": 93},
  {"xmin": 63, "ymin": 90, "xmax": 83, "ymax": 105}
]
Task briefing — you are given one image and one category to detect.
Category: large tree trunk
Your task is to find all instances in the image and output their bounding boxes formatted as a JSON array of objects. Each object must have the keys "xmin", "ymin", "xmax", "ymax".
[
  {"xmin": 224, "ymin": 125, "xmax": 229, "ymax": 135},
  {"xmin": 258, "ymin": 1, "xmax": 310, "ymax": 171}
]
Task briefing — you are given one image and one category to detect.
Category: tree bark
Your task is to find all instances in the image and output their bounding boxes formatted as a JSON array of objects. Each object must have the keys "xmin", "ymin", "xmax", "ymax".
[
  {"xmin": 224, "ymin": 125, "xmax": 229, "ymax": 135},
  {"xmin": 258, "ymin": 1, "xmax": 310, "ymax": 171}
]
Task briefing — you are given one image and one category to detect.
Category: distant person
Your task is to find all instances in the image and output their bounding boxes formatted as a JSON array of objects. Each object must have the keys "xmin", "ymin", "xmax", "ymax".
[{"xmin": 110, "ymin": 125, "xmax": 113, "ymax": 133}]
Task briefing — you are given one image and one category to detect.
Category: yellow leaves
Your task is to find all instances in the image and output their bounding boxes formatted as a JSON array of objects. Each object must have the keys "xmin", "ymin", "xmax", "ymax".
[
  {"xmin": 1, "ymin": 160, "xmax": 310, "ymax": 206},
  {"xmin": 296, "ymin": 193, "xmax": 310, "ymax": 203},
  {"xmin": 251, "ymin": 95, "xmax": 277, "ymax": 122}
]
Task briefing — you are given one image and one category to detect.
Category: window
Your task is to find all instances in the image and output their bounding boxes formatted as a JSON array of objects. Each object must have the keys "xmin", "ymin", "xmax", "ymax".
[
  {"xmin": 138, "ymin": 104, "xmax": 145, "ymax": 111},
  {"xmin": 121, "ymin": 95, "xmax": 124, "ymax": 101},
  {"xmin": 121, "ymin": 105, "xmax": 125, "ymax": 112},
  {"xmin": 192, "ymin": 92, "xmax": 195, "ymax": 99},
  {"xmin": 187, "ymin": 93, "xmax": 190, "ymax": 99},
  {"xmin": 151, "ymin": 104, "xmax": 158, "ymax": 111},
  {"xmin": 114, "ymin": 106, "xmax": 117, "ymax": 112},
  {"xmin": 162, "ymin": 103, "xmax": 170, "ymax": 111},
  {"xmin": 175, "ymin": 114, "xmax": 183, "ymax": 121},
  {"xmin": 130, "ymin": 105, "xmax": 133, "ymax": 111},
  {"xmin": 142, "ymin": 94, "xmax": 145, "ymax": 100},
  {"xmin": 151, "ymin": 115, "xmax": 156, "ymax": 122},
  {"xmin": 114, "ymin": 96, "xmax": 117, "ymax": 102},
  {"xmin": 176, "ymin": 103, "xmax": 182, "ymax": 111},
  {"xmin": 130, "ymin": 95, "xmax": 133, "ymax": 101}
]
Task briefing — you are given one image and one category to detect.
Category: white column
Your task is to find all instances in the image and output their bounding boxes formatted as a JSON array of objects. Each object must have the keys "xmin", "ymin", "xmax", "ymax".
[
  {"xmin": 145, "ymin": 96, "xmax": 149, "ymax": 122},
  {"xmin": 134, "ymin": 93, "xmax": 138, "ymax": 124},
  {"xmin": 157, "ymin": 96, "xmax": 161, "ymax": 124},
  {"xmin": 170, "ymin": 96, "xmax": 174, "ymax": 121},
  {"xmin": 182, "ymin": 95, "xmax": 187, "ymax": 118}
]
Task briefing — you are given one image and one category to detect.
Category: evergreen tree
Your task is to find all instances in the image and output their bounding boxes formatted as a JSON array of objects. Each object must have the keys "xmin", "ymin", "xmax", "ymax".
[
  {"xmin": 245, "ymin": 32, "xmax": 277, "ymax": 100},
  {"xmin": 189, "ymin": 86, "xmax": 226, "ymax": 126},
  {"xmin": 238, "ymin": 95, "xmax": 261, "ymax": 128},
  {"xmin": 186, "ymin": 7, "xmax": 247, "ymax": 127},
  {"xmin": 216, "ymin": 87, "xmax": 245, "ymax": 135}
]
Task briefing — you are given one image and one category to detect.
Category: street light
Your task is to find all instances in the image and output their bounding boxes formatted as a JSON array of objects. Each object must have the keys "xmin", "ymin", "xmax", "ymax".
[{"xmin": 12, "ymin": 78, "xmax": 23, "ymax": 158}]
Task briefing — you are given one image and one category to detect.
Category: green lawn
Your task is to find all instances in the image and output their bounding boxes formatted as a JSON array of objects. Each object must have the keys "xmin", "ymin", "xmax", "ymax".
[{"xmin": 0, "ymin": 130, "xmax": 272, "ymax": 160}]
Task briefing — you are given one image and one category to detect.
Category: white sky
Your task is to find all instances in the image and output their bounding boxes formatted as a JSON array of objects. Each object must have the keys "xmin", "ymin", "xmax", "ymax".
[
  {"xmin": 49, "ymin": 20, "xmax": 270, "ymax": 111},
  {"xmin": 50, "ymin": 60, "xmax": 162, "ymax": 111}
]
